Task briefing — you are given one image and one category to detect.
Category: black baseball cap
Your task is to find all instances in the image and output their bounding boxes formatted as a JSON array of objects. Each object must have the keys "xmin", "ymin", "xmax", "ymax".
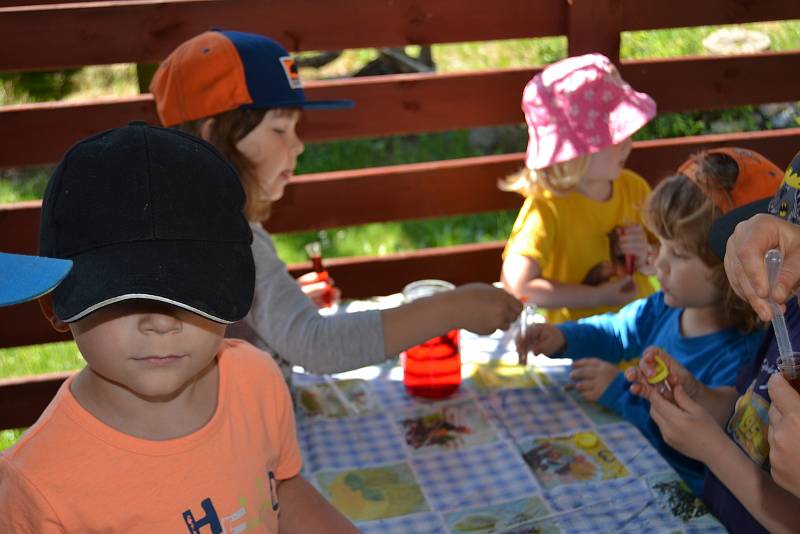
[{"xmin": 39, "ymin": 122, "xmax": 255, "ymax": 323}]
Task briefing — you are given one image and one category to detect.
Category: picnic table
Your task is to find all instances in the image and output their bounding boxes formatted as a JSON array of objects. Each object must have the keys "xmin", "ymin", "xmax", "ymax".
[{"xmin": 291, "ymin": 297, "xmax": 726, "ymax": 534}]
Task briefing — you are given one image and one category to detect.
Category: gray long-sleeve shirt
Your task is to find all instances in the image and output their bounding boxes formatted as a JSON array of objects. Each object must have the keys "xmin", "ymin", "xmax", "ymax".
[{"xmin": 226, "ymin": 223, "xmax": 385, "ymax": 382}]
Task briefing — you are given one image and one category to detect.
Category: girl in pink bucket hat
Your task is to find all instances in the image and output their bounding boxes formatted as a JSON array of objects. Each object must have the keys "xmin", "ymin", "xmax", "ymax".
[{"xmin": 500, "ymin": 53, "xmax": 658, "ymax": 324}]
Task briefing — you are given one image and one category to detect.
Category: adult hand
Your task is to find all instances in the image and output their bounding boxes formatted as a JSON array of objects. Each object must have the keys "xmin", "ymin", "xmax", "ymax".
[
  {"xmin": 452, "ymin": 283, "xmax": 522, "ymax": 335},
  {"xmin": 298, "ymin": 271, "xmax": 341, "ymax": 309},
  {"xmin": 768, "ymin": 372, "xmax": 800, "ymax": 497},
  {"xmin": 569, "ymin": 358, "xmax": 620, "ymax": 402},
  {"xmin": 724, "ymin": 213, "xmax": 800, "ymax": 322},
  {"xmin": 517, "ymin": 323, "xmax": 566, "ymax": 357}
]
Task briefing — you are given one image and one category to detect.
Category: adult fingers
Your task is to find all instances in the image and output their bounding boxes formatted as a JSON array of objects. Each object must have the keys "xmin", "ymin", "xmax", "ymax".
[
  {"xmin": 768, "ymin": 403, "xmax": 783, "ymax": 429},
  {"xmin": 768, "ymin": 372, "xmax": 799, "ymax": 412}
]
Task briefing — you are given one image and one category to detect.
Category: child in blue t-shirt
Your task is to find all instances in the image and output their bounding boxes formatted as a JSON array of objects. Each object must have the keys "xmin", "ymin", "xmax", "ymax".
[
  {"xmin": 628, "ymin": 149, "xmax": 800, "ymax": 533},
  {"xmin": 521, "ymin": 148, "xmax": 781, "ymax": 494}
]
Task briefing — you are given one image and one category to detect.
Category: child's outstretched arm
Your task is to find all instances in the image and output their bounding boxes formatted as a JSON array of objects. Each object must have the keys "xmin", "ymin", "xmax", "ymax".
[
  {"xmin": 502, "ymin": 254, "xmax": 637, "ymax": 309},
  {"xmin": 381, "ymin": 283, "xmax": 522, "ymax": 355},
  {"xmin": 637, "ymin": 379, "xmax": 799, "ymax": 533},
  {"xmin": 277, "ymin": 475, "xmax": 359, "ymax": 533}
]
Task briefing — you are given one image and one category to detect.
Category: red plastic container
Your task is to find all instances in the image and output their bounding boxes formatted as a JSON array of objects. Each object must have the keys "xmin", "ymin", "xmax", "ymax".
[{"xmin": 401, "ymin": 280, "xmax": 461, "ymax": 399}]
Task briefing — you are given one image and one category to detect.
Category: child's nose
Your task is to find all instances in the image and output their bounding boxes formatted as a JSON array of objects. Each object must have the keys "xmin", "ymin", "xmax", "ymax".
[
  {"xmin": 138, "ymin": 308, "xmax": 182, "ymax": 334},
  {"xmin": 293, "ymin": 136, "xmax": 305, "ymax": 156}
]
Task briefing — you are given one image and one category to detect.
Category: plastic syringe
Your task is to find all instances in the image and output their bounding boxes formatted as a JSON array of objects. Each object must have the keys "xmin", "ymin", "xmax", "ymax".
[{"xmin": 765, "ymin": 249, "xmax": 794, "ymax": 361}]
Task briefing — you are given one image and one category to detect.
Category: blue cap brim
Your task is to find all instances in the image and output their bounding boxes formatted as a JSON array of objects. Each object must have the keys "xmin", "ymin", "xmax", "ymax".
[
  {"xmin": 0, "ymin": 253, "xmax": 72, "ymax": 307},
  {"xmin": 243, "ymin": 98, "xmax": 354, "ymax": 111}
]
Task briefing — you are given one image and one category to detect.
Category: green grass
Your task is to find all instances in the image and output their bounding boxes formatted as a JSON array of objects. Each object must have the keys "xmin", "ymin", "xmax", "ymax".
[
  {"xmin": 2, "ymin": 21, "xmax": 800, "ymax": 450},
  {"xmin": 0, "ymin": 341, "xmax": 83, "ymax": 450}
]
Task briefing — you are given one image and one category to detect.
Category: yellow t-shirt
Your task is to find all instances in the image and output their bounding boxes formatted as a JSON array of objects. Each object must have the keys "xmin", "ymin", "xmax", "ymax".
[
  {"xmin": 0, "ymin": 339, "xmax": 302, "ymax": 533},
  {"xmin": 503, "ymin": 168, "xmax": 656, "ymax": 323}
]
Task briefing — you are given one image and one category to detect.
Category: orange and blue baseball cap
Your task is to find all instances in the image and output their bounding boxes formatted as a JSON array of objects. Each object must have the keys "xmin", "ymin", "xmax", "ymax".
[{"xmin": 150, "ymin": 30, "xmax": 352, "ymax": 127}]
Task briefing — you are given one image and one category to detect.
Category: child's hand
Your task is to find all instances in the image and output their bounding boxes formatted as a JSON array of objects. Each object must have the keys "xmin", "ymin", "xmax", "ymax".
[
  {"xmin": 768, "ymin": 373, "xmax": 800, "ymax": 497},
  {"xmin": 625, "ymin": 346, "xmax": 700, "ymax": 402},
  {"xmin": 298, "ymin": 271, "xmax": 341, "ymax": 309},
  {"xmin": 452, "ymin": 283, "xmax": 522, "ymax": 335},
  {"xmin": 617, "ymin": 225, "xmax": 649, "ymax": 272},
  {"xmin": 594, "ymin": 276, "xmax": 638, "ymax": 307},
  {"xmin": 648, "ymin": 383, "xmax": 727, "ymax": 463},
  {"xmin": 517, "ymin": 323, "xmax": 565, "ymax": 357},
  {"xmin": 569, "ymin": 358, "xmax": 620, "ymax": 402}
]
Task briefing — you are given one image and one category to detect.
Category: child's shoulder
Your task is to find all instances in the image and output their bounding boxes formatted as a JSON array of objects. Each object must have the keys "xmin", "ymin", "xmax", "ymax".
[
  {"xmin": 219, "ymin": 338, "xmax": 286, "ymax": 388},
  {"xmin": 618, "ymin": 168, "xmax": 652, "ymax": 193},
  {"xmin": 0, "ymin": 379, "xmax": 83, "ymax": 479}
]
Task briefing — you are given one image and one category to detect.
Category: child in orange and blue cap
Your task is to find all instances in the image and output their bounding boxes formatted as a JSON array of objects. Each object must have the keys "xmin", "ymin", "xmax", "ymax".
[
  {"xmin": 0, "ymin": 123, "xmax": 358, "ymax": 532},
  {"xmin": 500, "ymin": 54, "xmax": 658, "ymax": 324},
  {"xmin": 150, "ymin": 30, "xmax": 522, "ymax": 385}
]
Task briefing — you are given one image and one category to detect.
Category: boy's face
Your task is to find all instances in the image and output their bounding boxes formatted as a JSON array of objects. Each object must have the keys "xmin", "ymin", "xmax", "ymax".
[
  {"xmin": 653, "ymin": 235, "xmax": 721, "ymax": 309},
  {"xmin": 236, "ymin": 109, "xmax": 304, "ymax": 213},
  {"xmin": 69, "ymin": 300, "xmax": 225, "ymax": 400}
]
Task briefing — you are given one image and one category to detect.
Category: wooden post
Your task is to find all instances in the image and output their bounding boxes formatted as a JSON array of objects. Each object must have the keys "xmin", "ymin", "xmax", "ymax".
[{"xmin": 567, "ymin": 0, "xmax": 622, "ymax": 63}]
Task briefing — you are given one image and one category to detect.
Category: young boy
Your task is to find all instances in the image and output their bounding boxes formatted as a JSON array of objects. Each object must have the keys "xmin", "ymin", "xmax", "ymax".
[
  {"xmin": 0, "ymin": 123, "xmax": 358, "ymax": 532},
  {"xmin": 520, "ymin": 148, "xmax": 778, "ymax": 495},
  {"xmin": 628, "ymin": 149, "xmax": 800, "ymax": 533}
]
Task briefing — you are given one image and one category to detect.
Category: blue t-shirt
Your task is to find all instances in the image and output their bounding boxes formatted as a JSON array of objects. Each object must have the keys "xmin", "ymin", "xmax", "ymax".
[
  {"xmin": 702, "ymin": 298, "xmax": 800, "ymax": 533},
  {"xmin": 559, "ymin": 292, "xmax": 764, "ymax": 495}
]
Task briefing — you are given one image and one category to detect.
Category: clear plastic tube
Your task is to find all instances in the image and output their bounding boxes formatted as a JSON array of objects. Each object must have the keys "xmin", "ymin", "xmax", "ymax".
[{"xmin": 765, "ymin": 249, "xmax": 794, "ymax": 361}]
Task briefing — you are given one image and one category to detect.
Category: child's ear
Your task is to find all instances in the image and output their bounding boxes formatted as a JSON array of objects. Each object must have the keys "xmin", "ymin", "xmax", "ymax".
[
  {"xmin": 37, "ymin": 295, "xmax": 70, "ymax": 333},
  {"xmin": 199, "ymin": 118, "xmax": 216, "ymax": 142}
]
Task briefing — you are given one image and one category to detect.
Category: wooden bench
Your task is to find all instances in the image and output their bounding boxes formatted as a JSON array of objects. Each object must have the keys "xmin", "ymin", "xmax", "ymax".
[{"xmin": 2, "ymin": 0, "xmax": 800, "ymax": 430}]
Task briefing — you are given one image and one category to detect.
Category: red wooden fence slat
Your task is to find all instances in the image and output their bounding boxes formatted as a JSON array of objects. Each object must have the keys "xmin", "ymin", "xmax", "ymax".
[
  {"xmin": 622, "ymin": 0, "xmax": 800, "ymax": 32},
  {"xmin": 0, "ymin": 372, "xmax": 73, "ymax": 430},
  {"xmin": 0, "ymin": 0, "xmax": 565, "ymax": 72},
  {"xmin": 2, "ymin": 0, "xmax": 799, "ymax": 72}
]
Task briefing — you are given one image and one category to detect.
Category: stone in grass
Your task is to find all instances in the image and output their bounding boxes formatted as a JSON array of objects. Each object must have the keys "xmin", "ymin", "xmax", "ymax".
[{"xmin": 703, "ymin": 28, "xmax": 771, "ymax": 55}]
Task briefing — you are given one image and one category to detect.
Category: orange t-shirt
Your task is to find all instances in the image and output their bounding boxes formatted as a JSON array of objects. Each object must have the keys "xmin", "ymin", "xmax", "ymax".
[{"xmin": 0, "ymin": 339, "xmax": 302, "ymax": 533}]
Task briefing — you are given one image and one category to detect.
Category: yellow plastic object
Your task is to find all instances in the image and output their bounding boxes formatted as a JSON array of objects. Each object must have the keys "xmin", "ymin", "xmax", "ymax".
[
  {"xmin": 575, "ymin": 432, "xmax": 598, "ymax": 449},
  {"xmin": 647, "ymin": 355, "xmax": 670, "ymax": 385}
]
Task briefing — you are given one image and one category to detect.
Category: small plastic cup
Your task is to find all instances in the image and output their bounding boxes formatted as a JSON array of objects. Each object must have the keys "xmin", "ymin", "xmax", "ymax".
[
  {"xmin": 647, "ymin": 355, "xmax": 672, "ymax": 396},
  {"xmin": 777, "ymin": 353, "xmax": 800, "ymax": 394},
  {"xmin": 401, "ymin": 280, "xmax": 461, "ymax": 399}
]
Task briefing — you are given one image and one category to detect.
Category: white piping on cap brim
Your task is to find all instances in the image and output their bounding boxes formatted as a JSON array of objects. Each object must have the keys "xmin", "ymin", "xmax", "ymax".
[{"xmin": 62, "ymin": 294, "xmax": 233, "ymax": 324}]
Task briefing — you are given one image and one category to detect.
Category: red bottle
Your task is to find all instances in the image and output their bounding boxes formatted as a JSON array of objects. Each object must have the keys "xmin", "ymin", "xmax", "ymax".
[
  {"xmin": 304, "ymin": 241, "xmax": 334, "ymax": 308},
  {"xmin": 401, "ymin": 280, "xmax": 461, "ymax": 399}
]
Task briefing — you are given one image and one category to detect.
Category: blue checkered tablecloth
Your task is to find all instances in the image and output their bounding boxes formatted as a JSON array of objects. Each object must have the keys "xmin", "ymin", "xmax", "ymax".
[{"xmin": 293, "ymin": 329, "xmax": 727, "ymax": 533}]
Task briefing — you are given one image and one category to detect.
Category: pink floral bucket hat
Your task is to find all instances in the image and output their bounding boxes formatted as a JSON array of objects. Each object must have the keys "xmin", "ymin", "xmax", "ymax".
[{"xmin": 522, "ymin": 53, "xmax": 656, "ymax": 170}]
